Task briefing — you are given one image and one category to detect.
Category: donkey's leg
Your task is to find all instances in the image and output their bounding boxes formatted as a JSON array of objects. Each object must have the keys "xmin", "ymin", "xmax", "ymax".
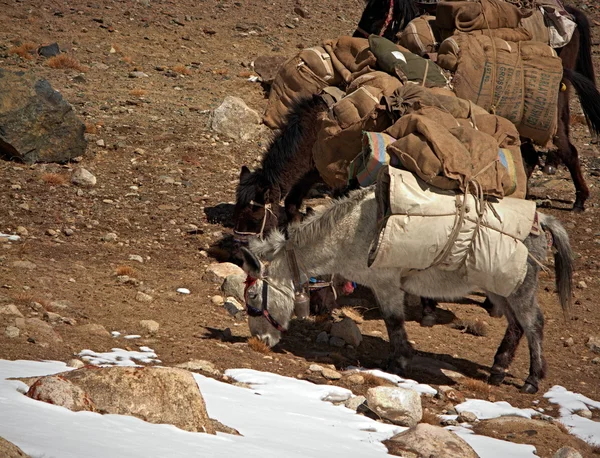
[
  {"xmin": 520, "ymin": 141, "xmax": 540, "ymax": 182},
  {"xmin": 284, "ymin": 168, "xmax": 322, "ymax": 224},
  {"xmin": 486, "ymin": 298, "xmax": 524, "ymax": 386},
  {"xmin": 372, "ymin": 283, "xmax": 414, "ymax": 375}
]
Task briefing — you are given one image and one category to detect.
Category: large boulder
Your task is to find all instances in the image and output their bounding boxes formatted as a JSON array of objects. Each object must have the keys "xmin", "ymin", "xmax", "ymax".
[
  {"xmin": 0, "ymin": 437, "xmax": 30, "ymax": 458},
  {"xmin": 384, "ymin": 423, "xmax": 479, "ymax": 458},
  {"xmin": 26, "ymin": 366, "xmax": 215, "ymax": 434},
  {"xmin": 211, "ymin": 96, "xmax": 262, "ymax": 141},
  {"xmin": 366, "ymin": 386, "xmax": 422, "ymax": 427},
  {"xmin": 0, "ymin": 69, "xmax": 87, "ymax": 163},
  {"xmin": 27, "ymin": 376, "xmax": 96, "ymax": 412}
]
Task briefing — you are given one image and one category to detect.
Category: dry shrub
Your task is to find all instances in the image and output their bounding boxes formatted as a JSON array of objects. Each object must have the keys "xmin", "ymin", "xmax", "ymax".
[
  {"xmin": 129, "ymin": 88, "xmax": 147, "ymax": 97},
  {"xmin": 248, "ymin": 336, "xmax": 271, "ymax": 354},
  {"xmin": 451, "ymin": 318, "xmax": 488, "ymax": 337},
  {"xmin": 213, "ymin": 68, "xmax": 228, "ymax": 75},
  {"xmin": 555, "ymin": 421, "xmax": 571, "ymax": 435},
  {"xmin": 172, "ymin": 64, "xmax": 192, "ymax": 75},
  {"xmin": 8, "ymin": 42, "xmax": 36, "ymax": 60},
  {"xmin": 84, "ymin": 121, "xmax": 98, "ymax": 134},
  {"xmin": 313, "ymin": 314, "xmax": 330, "ymax": 324},
  {"xmin": 47, "ymin": 54, "xmax": 86, "ymax": 72},
  {"xmin": 361, "ymin": 372, "xmax": 395, "ymax": 388},
  {"xmin": 421, "ymin": 409, "xmax": 440, "ymax": 425},
  {"xmin": 41, "ymin": 173, "xmax": 68, "ymax": 186},
  {"xmin": 111, "ymin": 44, "xmax": 122, "ymax": 54},
  {"xmin": 460, "ymin": 377, "xmax": 492, "ymax": 397},
  {"xmin": 115, "ymin": 265, "xmax": 137, "ymax": 277},
  {"xmin": 334, "ymin": 306, "xmax": 364, "ymax": 324},
  {"xmin": 122, "ymin": 55, "xmax": 134, "ymax": 65}
]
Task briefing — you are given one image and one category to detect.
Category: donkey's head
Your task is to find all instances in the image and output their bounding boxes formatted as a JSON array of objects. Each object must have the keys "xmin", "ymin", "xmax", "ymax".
[
  {"xmin": 233, "ymin": 166, "xmax": 280, "ymax": 244},
  {"xmin": 240, "ymin": 243, "xmax": 294, "ymax": 347},
  {"xmin": 353, "ymin": 0, "xmax": 419, "ymax": 41}
]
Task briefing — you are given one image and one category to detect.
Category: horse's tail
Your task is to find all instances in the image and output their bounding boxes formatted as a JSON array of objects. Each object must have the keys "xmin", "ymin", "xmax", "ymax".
[
  {"xmin": 539, "ymin": 213, "xmax": 573, "ymax": 318},
  {"xmin": 566, "ymin": 6, "xmax": 596, "ymax": 86},
  {"xmin": 563, "ymin": 68, "xmax": 600, "ymax": 137}
]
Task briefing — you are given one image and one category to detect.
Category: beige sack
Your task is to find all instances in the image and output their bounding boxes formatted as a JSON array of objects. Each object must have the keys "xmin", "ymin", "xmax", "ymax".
[{"xmin": 368, "ymin": 167, "xmax": 537, "ymax": 297}]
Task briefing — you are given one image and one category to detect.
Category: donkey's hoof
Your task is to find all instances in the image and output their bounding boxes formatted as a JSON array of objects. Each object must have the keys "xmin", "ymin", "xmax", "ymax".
[
  {"xmin": 542, "ymin": 165, "xmax": 557, "ymax": 175},
  {"xmin": 420, "ymin": 314, "xmax": 436, "ymax": 327},
  {"xmin": 488, "ymin": 372, "xmax": 505, "ymax": 386},
  {"xmin": 521, "ymin": 382, "xmax": 539, "ymax": 394},
  {"xmin": 573, "ymin": 203, "xmax": 585, "ymax": 213}
]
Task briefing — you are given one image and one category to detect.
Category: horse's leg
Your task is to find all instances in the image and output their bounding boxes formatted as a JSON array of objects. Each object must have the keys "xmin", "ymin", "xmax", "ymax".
[
  {"xmin": 371, "ymin": 281, "xmax": 414, "ymax": 375},
  {"xmin": 520, "ymin": 141, "xmax": 539, "ymax": 183},
  {"xmin": 420, "ymin": 297, "xmax": 437, "ymax": 327},
  {"xmin": 284, "ymin": 168, "xmax": 321, "ymax": 224}
]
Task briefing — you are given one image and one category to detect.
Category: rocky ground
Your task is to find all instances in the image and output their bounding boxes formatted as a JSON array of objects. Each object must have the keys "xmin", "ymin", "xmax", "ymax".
[{"xmin": 1, "ymin": 0, "xmax": 600, "ymax": 456}]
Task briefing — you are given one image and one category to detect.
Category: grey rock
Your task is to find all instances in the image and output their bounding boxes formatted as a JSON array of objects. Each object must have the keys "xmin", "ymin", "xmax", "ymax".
[
  {"xmin": 221, "ymin": 274, "xmax": 246, "ymax": 302},
  {"xmin": 5, "ymin": 326, "xmax": 20, "ymax": 338},
  {"xmin": 309, "ymin": 364, "xmax": 323, "ymax": 373},
  {"xmin": 385, "ymin": 423, "xmax": 478, "ymax": 458},
  {"xmin": 345, "ymin": 395, "xmax": 366, "ymax": 411},
  {"xmin": 43, "ymin": 311, "xmax": 63, "ymax": 324},
  {"xmin": 564, "ymin": 337, "xmax": 575, "ymax": 347},
  {"xmin": 223, "ymin": 297, "xmax": 245, "ymax": 320},
  {"xmin": 0, "ymin": 69, "xmax": 87, "ymax": 163},
  {"xmin": 553, "ymin": 446, "xmax": 583, "ymax": 458},
  {"xmin": 102, "ymin": 232, "xmax": 117, "ymax": 242},
  {"xmin": 0, "ymin": 437, "xmax": 31, "ymax": 457},
  {"xmin": 211, "ymin": 96, "xmax": 262, "ymax": 141},
  {"xmin": 321, "ymin": 368, "xmax": 342, "ymax": 380},
  {"xmin": 129, "ymin": 71, "xmax": 149, "ymax": 78},
  {"xmin": 330, "ymin": 317, "xmax": 362, "ymax": 347},
  {"xmin": 27, "ymin": 376, "xmax": 96, "ymax": 412},
  {"xmin": 71, "ymin": 167, "xmax": 96, "ymax": 187},
  {"xmin": 12, "ymin": 260, "xmax": 36, "ymax": 270},
  {"xmin": 135, "ymin": 292, "xmax": 153, "ymax": 303},
  {"xmin": 575, "ymin": 409, "xmax": 592, "ymax": 419},
  {"xmin": 139, "ymin": 320, "xmax": 159, "ymax": 335},
  {"xmin": 0, "ymin": 304, "xmax": 23, "ymax": 318},
  {"xmin": 458, "ymin": 411, "xmax": 478, "ymax": 423},
  {"xmin": 586, "ymin": 336, "xmax": 600, "ymax": 354},
  {"xmin": 26, "ymin": 367, "xmax": 216, "ymax": 433},
  {"xmin": 67, "ymin": 359, "xmax": 85, "ymax": 368},
  {"xmin": 346, "ymin": 373, "xmax": 365, "ymax": 385},
  {"xmin": 15, "ymin": 317, "xmax": 63, "ymax": 345},
  {"xmin": 329, "ymin": 336, "xmax": 346, "ymax": 348},
  {"xmin": 316, "ymin": 331, "xmax": 329, "ymax": 344},
  {"xmin": 205, "ymin": 262, "xmax": 245, "ymax": 283},
  {"xmin": 37, "ymin": 42, "xmax": 60, "ymax": 58},
  {"xmin": 211, "ymin": 295, "xmax": 225, "ymax": 305},
  {"xmin": 175, "ymin": 359, "xmax": 221, "ymax": 377},
  {"xmin": 77, "ymin": 323, "xmax": 111, "ymax": 338},
  {"xmin": 592, "ymin": 357, "xmax": 600, "ymax": 365},
  {"xmin": 366, "ymin": 386, "xmax": 423, "ymax": 427},
  {"xmin": 129, "ymin": 255, "xmax": 144, "ymax": 263}
]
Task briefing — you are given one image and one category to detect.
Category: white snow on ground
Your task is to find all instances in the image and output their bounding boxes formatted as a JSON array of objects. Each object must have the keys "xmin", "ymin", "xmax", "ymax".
[
  {"xmin": 345, "ymin": 367, "xmax": 438, "ymax": 395},
  {"xmin": 455, "ymin": 399, "xmax": 537, "ymax": 420},
  {"xmin": 78, "ymin": 347, "xmax": 161, "ymax": 366},
  {"xmin": 544, "ymin": 385, "xmax": 600, "ymax": 446},
  {"xmin": 1, "ymin": 356, "xmax": 594, "ymax": 458}
]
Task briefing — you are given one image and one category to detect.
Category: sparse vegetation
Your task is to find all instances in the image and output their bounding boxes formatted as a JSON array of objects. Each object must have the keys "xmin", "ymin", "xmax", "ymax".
[
  {"xmin": 41, "ymin": 173, "xmax": 68, "ymax": 186},
  {"xmin": 248, "ymin": 336, "xmax": 271, "ymax": 354},
  {"xmin": 8, "ymin": 42, "xmax": 36, "ymax": 60},
  {"xmin": 115, "ymin": 265, "xmax": 137, "ymax": 277},
  {"xmin": 451, "ymin": 318, "xmax": 488, "ymax": 337},
  {"xmin": 172, "ymin": 64, "xmax": 192, "ymax": 75},
  {"xmin": 333, "ymin": 306, "xmax": 364, "ymax": 324},
  {"xmin": 46, "ymin": 54, "xmax": 86, "ymax": 72},
  {"xmin": 460, "ymin": 377, "xmax": 492, "ymax": 397},
  {"xmin": 361, "ymin": 372, "xmax": 395, "ymax": 388},
  {"xmin": 129, "ymin": 88, "xmax": 148, "ymax": 97},
  {"xmin": 85, "ymin": 121, "xmax": 98, "ymax": 134}
]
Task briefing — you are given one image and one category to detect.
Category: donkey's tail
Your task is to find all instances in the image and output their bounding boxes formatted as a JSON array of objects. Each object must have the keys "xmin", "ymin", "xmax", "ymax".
[
  {"xmin": 539, "ymin": 213, "xmax": 573, "ymax": 318},
  {"xmin": 565, "ymin": 5, "xmax": 596, "ymax": 86},
  {"xmin": 563, "ymin": 68, "xmax": 600, "ymax": 137}
]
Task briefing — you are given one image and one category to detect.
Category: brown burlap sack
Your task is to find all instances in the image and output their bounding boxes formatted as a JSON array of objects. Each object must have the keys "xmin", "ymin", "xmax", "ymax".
[
  {"xmin": 435, "ymin": 0, "xmax": 528, "ymax": 32},
  {"xmin": 386, "ymin": 106, "xmax": 525, "ymax": 198},
  {"xmin": 437, "ymin": 33, "xmax": 562, "ymax": 146},
  {"xmin": 397, "ymin": 15, "xmax": 444, "ymax": 55},
  {"xmin": 322, "ymin": 36, "xmax": 378, "ymax": 83},
  {"xmin": 313, "ymin": 84, "xmax": 393, "ymax": 188}
]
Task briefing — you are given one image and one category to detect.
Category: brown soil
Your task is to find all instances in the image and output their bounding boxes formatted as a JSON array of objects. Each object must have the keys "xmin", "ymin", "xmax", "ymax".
[{"xmin": 1, "ymin": 1, "xmax": 600, "ymax": 457}]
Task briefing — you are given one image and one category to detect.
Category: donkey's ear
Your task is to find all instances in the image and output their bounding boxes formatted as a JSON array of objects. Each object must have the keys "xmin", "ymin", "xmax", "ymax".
[
  {"xmin": 240, "ymin": 165, "xmax": 251, "ymax": 180},
  {"xmin": 240, "ymin": 247, "xmax": 263, "ymax": 278}
]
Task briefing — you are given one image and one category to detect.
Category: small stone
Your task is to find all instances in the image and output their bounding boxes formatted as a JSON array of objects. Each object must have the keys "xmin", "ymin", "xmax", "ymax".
[
  {"xmin": 204, "ymin": 262, "xmax": 245, "ymax": 283},
  {"xmin": 176, "ymin": 288, "xmax": 190, "ymax": 295},
  {"xmin": 553, "ymin": 446, "xmax": 584, "ymax": 458},
  {"xmin": 67, "ymin": 359, "xmax": 85, "ymax": 368},
  {"xmin": 321, "ymin": 368, "xmax": 342, "ymax": 380},
  {"xmin": 575, "ymin": 409, "xmax": 592, "ymax": 419},
  {"xmin": 63, "ymin": 228, "xmax": 74, "ymax": 236},
  {"xmin": 5, "ymin": 326, "xmax": 20, "ymax": 338},
  {"xmin": 438, "ymin": 385, "xmax": 465, "ymax": 403},
  {"xmin": 441, "ymin": 419, "xmax": 460, "ymax": 427},
  {"xmin": 71, "ymin": 167, "xmax": 97, "ymax": 187},
  {"xmin": 44, "ymin": 311, "xmax": 63, "ymax": 324},
  {"xmin": 77, "ymin": 323, "xmax": 111, "ymax": 338},
  {"xmin": 316, "ymin": 331, "xmax": 329, "ymax": 344},
  {"xmin": 140, "ymin": 320, "xmax": 159, "ymax": 334},
  {"xmin": 223, "ymin": 297, "xmax": 244, "ymax": 319},
  {"xmin": 330, "ymin": 317, "xmax": 363, "ymax": 347},
  {"xmin": 129, "ymin": 71, "xmax": 149, "ymax": 78},
  {"xmin": 16, "ymin": 226, "xmax": 28, "ymax": 236},
  {"xmin": 211, "ymin": 96, "xmax": 262, "ymax": 141},
  {"xmin": 221, "ymin": 274, "xmax": 246, "ymax": 302},
  {"xmin": 592, "ymin": 357, "xmax": 600, "ymax": 365},
  {"xmin": 577, "ymin": 280, "xmax": 588, "ymax": 289},
  {"xmin": 366, "ymin": 386, "xmax": 423, "ymax": 427},
  {"xmin": 102, "ymin": 232, "xmax": 118, "ymax": 242},
  {"xmin": 586, "ymin": 336, "xmax": 600, "ymax": 354},
  {"xmin": 175, "ymin": 359, "xmax": 221, "ymax": 376},
  {"xmin": 309, "ymin": 364, "xmax": 324, "ymax": 373},
  {"xmin": 18, "ymin": 203, "xmax": 30, "ymax": 211},
  {"xmin": 564, "ymin": 337, "xmax": 575, "ymax": 347},
  {"xmin": 96, "ymin": 139, "xmax": 106, "ymax": 147},
  {"xmin": 347, "ymin": 374, "xmax": 365, "ymax": 385},
  {"xmin": 12, "ymin": 260, "xmax": 37, "ymax": 269},
  {"xmin": 135, "ymin": 292, "xmax": 153, "ymax": 303},
  {"xmin": 345, "ymin": 395, "xmax": 366, "ymax": 411},
  {"xmin": 458, "ymin": 411, "xmax": 478, "ymax": 423},
  {"xmin": 211, "ymin": 295, "xmax": 224, "ymax": 305},
  {"xmin": 329, "ymin": 336, "xmax": 346, "ymax": 348},
  {"xmin": 129, "ymin": 255, "xmax": 144, "ymax": 263},
  {"xmin": 46, "ymin": 229, "xmax": 57, "ymax": 237},
  {"xmin": 0, "ymin": 304, "xmax": 24, "ymax": 317}
]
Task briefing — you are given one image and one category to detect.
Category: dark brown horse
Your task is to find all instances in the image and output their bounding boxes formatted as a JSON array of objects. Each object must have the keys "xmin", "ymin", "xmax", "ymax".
[{"xmin": 354, "ymin": 0, "xmax": 599, "ymax": 211}]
